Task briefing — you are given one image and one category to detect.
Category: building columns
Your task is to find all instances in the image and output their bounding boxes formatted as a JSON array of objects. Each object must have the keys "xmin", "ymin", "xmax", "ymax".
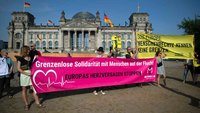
[
  {"xmin": 67, "ymin": 30, "xmax": 70, "ymax": 51},
  {"xmin": 81, "ymin": 30, "xmax": 84, "ymax": 51},
  {"xmin": 74, "ymin": 31, "xmax": 77, "ymax": 51}
]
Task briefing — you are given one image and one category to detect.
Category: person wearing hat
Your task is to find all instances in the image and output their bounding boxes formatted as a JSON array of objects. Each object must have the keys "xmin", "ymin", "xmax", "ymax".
[
  {"xmin": 93, "ymin": 47, "xmax": 106, "ymax": 95},
  {"xmin": 0, "ymin": 49, "xmax": 13, "ymax": 98}
]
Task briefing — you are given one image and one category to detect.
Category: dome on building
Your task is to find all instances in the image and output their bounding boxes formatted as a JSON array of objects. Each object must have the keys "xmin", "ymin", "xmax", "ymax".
[{"xmin": 72, "ymin": 12, "xmax": 95, "ymax": 20}]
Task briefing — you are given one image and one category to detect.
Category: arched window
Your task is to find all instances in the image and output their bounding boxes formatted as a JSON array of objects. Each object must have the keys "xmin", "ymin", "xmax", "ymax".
[
  {"xmin": 55, "ymin": 41, "xmax": 58, "ymax": 49},
  {"xmin": 48, "ymin": 41, "xmax": 52, "ymax": 49},
  {"xmin": 36, "ymin": 41, "xmax": 40, "ymax": 49},
  {"xmin": 42, "ymin": 41, "xmax": 46, "ymax": 49}
]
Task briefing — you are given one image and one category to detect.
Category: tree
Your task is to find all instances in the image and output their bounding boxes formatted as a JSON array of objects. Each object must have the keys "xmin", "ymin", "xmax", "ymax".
[{"xmin": 178, "ymin": 15, "xmax": 200, "ymax": 54}]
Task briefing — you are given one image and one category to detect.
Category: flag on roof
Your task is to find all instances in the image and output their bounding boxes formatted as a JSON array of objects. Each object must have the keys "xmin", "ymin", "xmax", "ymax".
[
  {"xmin": 24, "ymin": 2, "xmax": 31, "ymax": 7},
  {"xmin": 104, "ymin": 14, "xmax": 113, "ymax": 27},
  {"xmin": 48, "ymin": 20, "xmax": 53, "ymax": 24}
]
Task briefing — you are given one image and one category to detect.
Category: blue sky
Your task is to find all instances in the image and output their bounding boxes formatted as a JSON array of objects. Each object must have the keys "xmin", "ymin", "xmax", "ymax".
[{"xmin": 0, "ymin": 0, "xmax": 200, "ymax": 41}]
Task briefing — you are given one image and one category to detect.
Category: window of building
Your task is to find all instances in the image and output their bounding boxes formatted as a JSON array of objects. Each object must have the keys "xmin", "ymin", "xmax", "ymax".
[
  {"xmin": 102, "ymin": 32, "xmax": 106, "ymax": 41},
  {"xmin": 42, "ymin": 41, "xmax": 46, "ymax": 49},
  {"xmin": 49, "ymin": 33, "xmax": 52, "ymax": 39},
  {"xmin": 121, "ymin": 33, "xmax": 124, "ymax": 39},
  {"xmin": 108, "ymin": 41, "xmax": 112, "ymax": 48},
  {"xmin": 55, "ymin": 41, "xmax": 58, "ymax": 49},
  {"xmin": 36, "ymin": 41, "xmax": 40, "ymax": 49},
  {"xmin": 29, "ymin": 34, "xmax": 33, "ymax": 40},
  {"xmin": 127, "ymin": 41, "xmax": 131, "ymax": 47},
  {"xmin": 122, "ymin": 41, "xmax": 125, "ymax": 49},
  {"xmin": 109, "ymin": 33, "xmax": 112, "ymax": 40},
  {"xmin": 102, "ymin": 41, "xmax": 106, "ymax": 49},
  {"xmin": 29, "ymin": 41, "xmax": 33, "ymax": 45},
  {"xmin": 140, "ymin": 18, "xmax": 142, "ymax": 22},
  {"xmin": 48, "ymin": 41, "xmax": 52, "ymax": 49},
  {"xmin": 128, "ymin": 34, "xmax": 132, "ymax": 39},
  {"xmin": 43, "ymin": 33, "xmax": 46, "ymax": 39},
  {"xmin": 15, "ymin": 33, "xmax": 22, "ymax": 39},
  {"xmin": 16, "ymin": 42, "xmax": 21, "ymax": 49},
  {"xmin": 55, "ymin": 33, "xmax": 58, "ymax": 39}
]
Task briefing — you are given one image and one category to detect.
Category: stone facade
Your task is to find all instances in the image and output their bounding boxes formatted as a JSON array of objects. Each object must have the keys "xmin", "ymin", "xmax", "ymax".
[{"xmin": 8, "ymin": 11, "xmax": 152, "ymax": 52}]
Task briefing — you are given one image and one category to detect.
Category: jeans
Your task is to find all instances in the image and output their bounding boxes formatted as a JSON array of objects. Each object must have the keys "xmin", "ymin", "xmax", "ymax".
[
  {"xmin": 0, "ymin": 76, "xmax": 12, "ymax": 97},
  {"xmin": 183, "ymin": 65, "xmax": 194, "ymax": 81}
]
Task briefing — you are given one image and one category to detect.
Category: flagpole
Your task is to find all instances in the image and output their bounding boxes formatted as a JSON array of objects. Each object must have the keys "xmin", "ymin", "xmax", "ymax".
[{"xmin": 23, "ymin": 0, "xmax": 25, "ymax": 12}]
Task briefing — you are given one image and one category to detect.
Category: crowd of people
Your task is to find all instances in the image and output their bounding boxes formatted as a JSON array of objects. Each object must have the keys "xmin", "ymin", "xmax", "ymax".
[{"xmin": 0, "ymin": 44, "xmax": 199, "ymax": 111}]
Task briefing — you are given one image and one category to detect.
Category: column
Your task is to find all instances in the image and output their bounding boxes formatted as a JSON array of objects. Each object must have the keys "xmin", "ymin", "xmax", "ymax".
[
  {"xmin": 88, "ymin": 31, "xmax": 91, "ymax": 51},
  {"xmin": 67, "ymin": 30, "xmax": 70, "ymax": 51},
  {"xmin": 125, "ymin": 33, "xmax": 127, "ymax": 49},
  {"xmin": 8, "ymin": 31, "xmax": 12, "ymax": 49},
  {"xmin": 74, "ymin": 31, "xmax": 77, "ymax": 51},
  {"xmin": 81, "ymin": 30, "xmax": 84, "ymax": 51},
  {"xmin": 60, "ymin": 31, "xmax": 64, "ymax": 52}
]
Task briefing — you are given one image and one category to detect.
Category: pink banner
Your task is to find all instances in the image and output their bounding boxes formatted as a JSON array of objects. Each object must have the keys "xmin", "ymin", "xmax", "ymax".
[{"xmin": 31, "ymin": 57, "xmax": 157, "ymax": 93}]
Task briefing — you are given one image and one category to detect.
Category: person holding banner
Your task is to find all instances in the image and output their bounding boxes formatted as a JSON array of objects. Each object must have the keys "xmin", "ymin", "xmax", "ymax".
[
  {"xmin": 29, "ymin": 43, "xmax": 41, "ymax": 66},
  {"xmin": 125, "ymin": 47, "xmax": 142, "ymax": 87},
  {"xmin": 183, "ymin": 59, "xmax": 194, "ymax": 83},
  {"xmin": 155, "ymin": 50, "xmax": 166, "ymax": 87},
  {"xmin": 93, "ymin": 47, "xmax": 106, "ymax": 95},
  {"xmin": 17, "ymin": 46, "xmax": 44, "ymax": 110},
  {"xmin": 125, "ymin": 47, "xmax": 137, "ymax": 59},
  {"xmin": 108, "ymin": 46, "xmax": 116, "ymax": 58},
  {"xmin": 193, "ymin": 52, "xmax": 200, "ymax": 84}
]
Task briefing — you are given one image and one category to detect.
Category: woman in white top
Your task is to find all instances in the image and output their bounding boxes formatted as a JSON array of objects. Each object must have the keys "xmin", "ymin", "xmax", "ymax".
[{"xmin": 155, "ymin": 50, "xmax": 166, "ymax": 87}]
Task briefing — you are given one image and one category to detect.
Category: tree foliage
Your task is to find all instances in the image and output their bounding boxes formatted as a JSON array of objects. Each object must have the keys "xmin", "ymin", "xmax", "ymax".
[{"xmin": 178, "ymin": 16, "xmax": 200, "ymax": 54}]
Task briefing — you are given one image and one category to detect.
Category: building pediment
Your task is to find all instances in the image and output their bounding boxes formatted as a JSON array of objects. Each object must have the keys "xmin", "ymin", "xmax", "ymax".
[{"xmin": 62, "ymin": 20, "xmax": 98, "ymax": 28}]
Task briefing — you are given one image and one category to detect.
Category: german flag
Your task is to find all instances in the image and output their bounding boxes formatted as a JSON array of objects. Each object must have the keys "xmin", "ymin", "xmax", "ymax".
[
  {"xmin": 48, "ymin": 20, "xmax": 53, "ymax": 24},
  {"xmin": 24, "ymin": 2, "xmax": 31, "ymax": 7},
  {"xmin": 104, "ymin": 14, "xmax": 113, "ymax": 27}
]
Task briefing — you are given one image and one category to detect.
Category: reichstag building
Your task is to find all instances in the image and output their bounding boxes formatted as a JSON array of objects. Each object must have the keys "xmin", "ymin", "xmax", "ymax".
[{"xmin": 8, "ymin": 11, "xmax": 152, "ymax": 52}]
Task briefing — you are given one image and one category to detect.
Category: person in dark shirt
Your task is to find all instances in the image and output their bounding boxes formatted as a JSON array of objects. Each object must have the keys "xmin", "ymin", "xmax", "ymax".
[{"xmin": 29, "ymin": 44, "xmax": 41, "ymax": 66}]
